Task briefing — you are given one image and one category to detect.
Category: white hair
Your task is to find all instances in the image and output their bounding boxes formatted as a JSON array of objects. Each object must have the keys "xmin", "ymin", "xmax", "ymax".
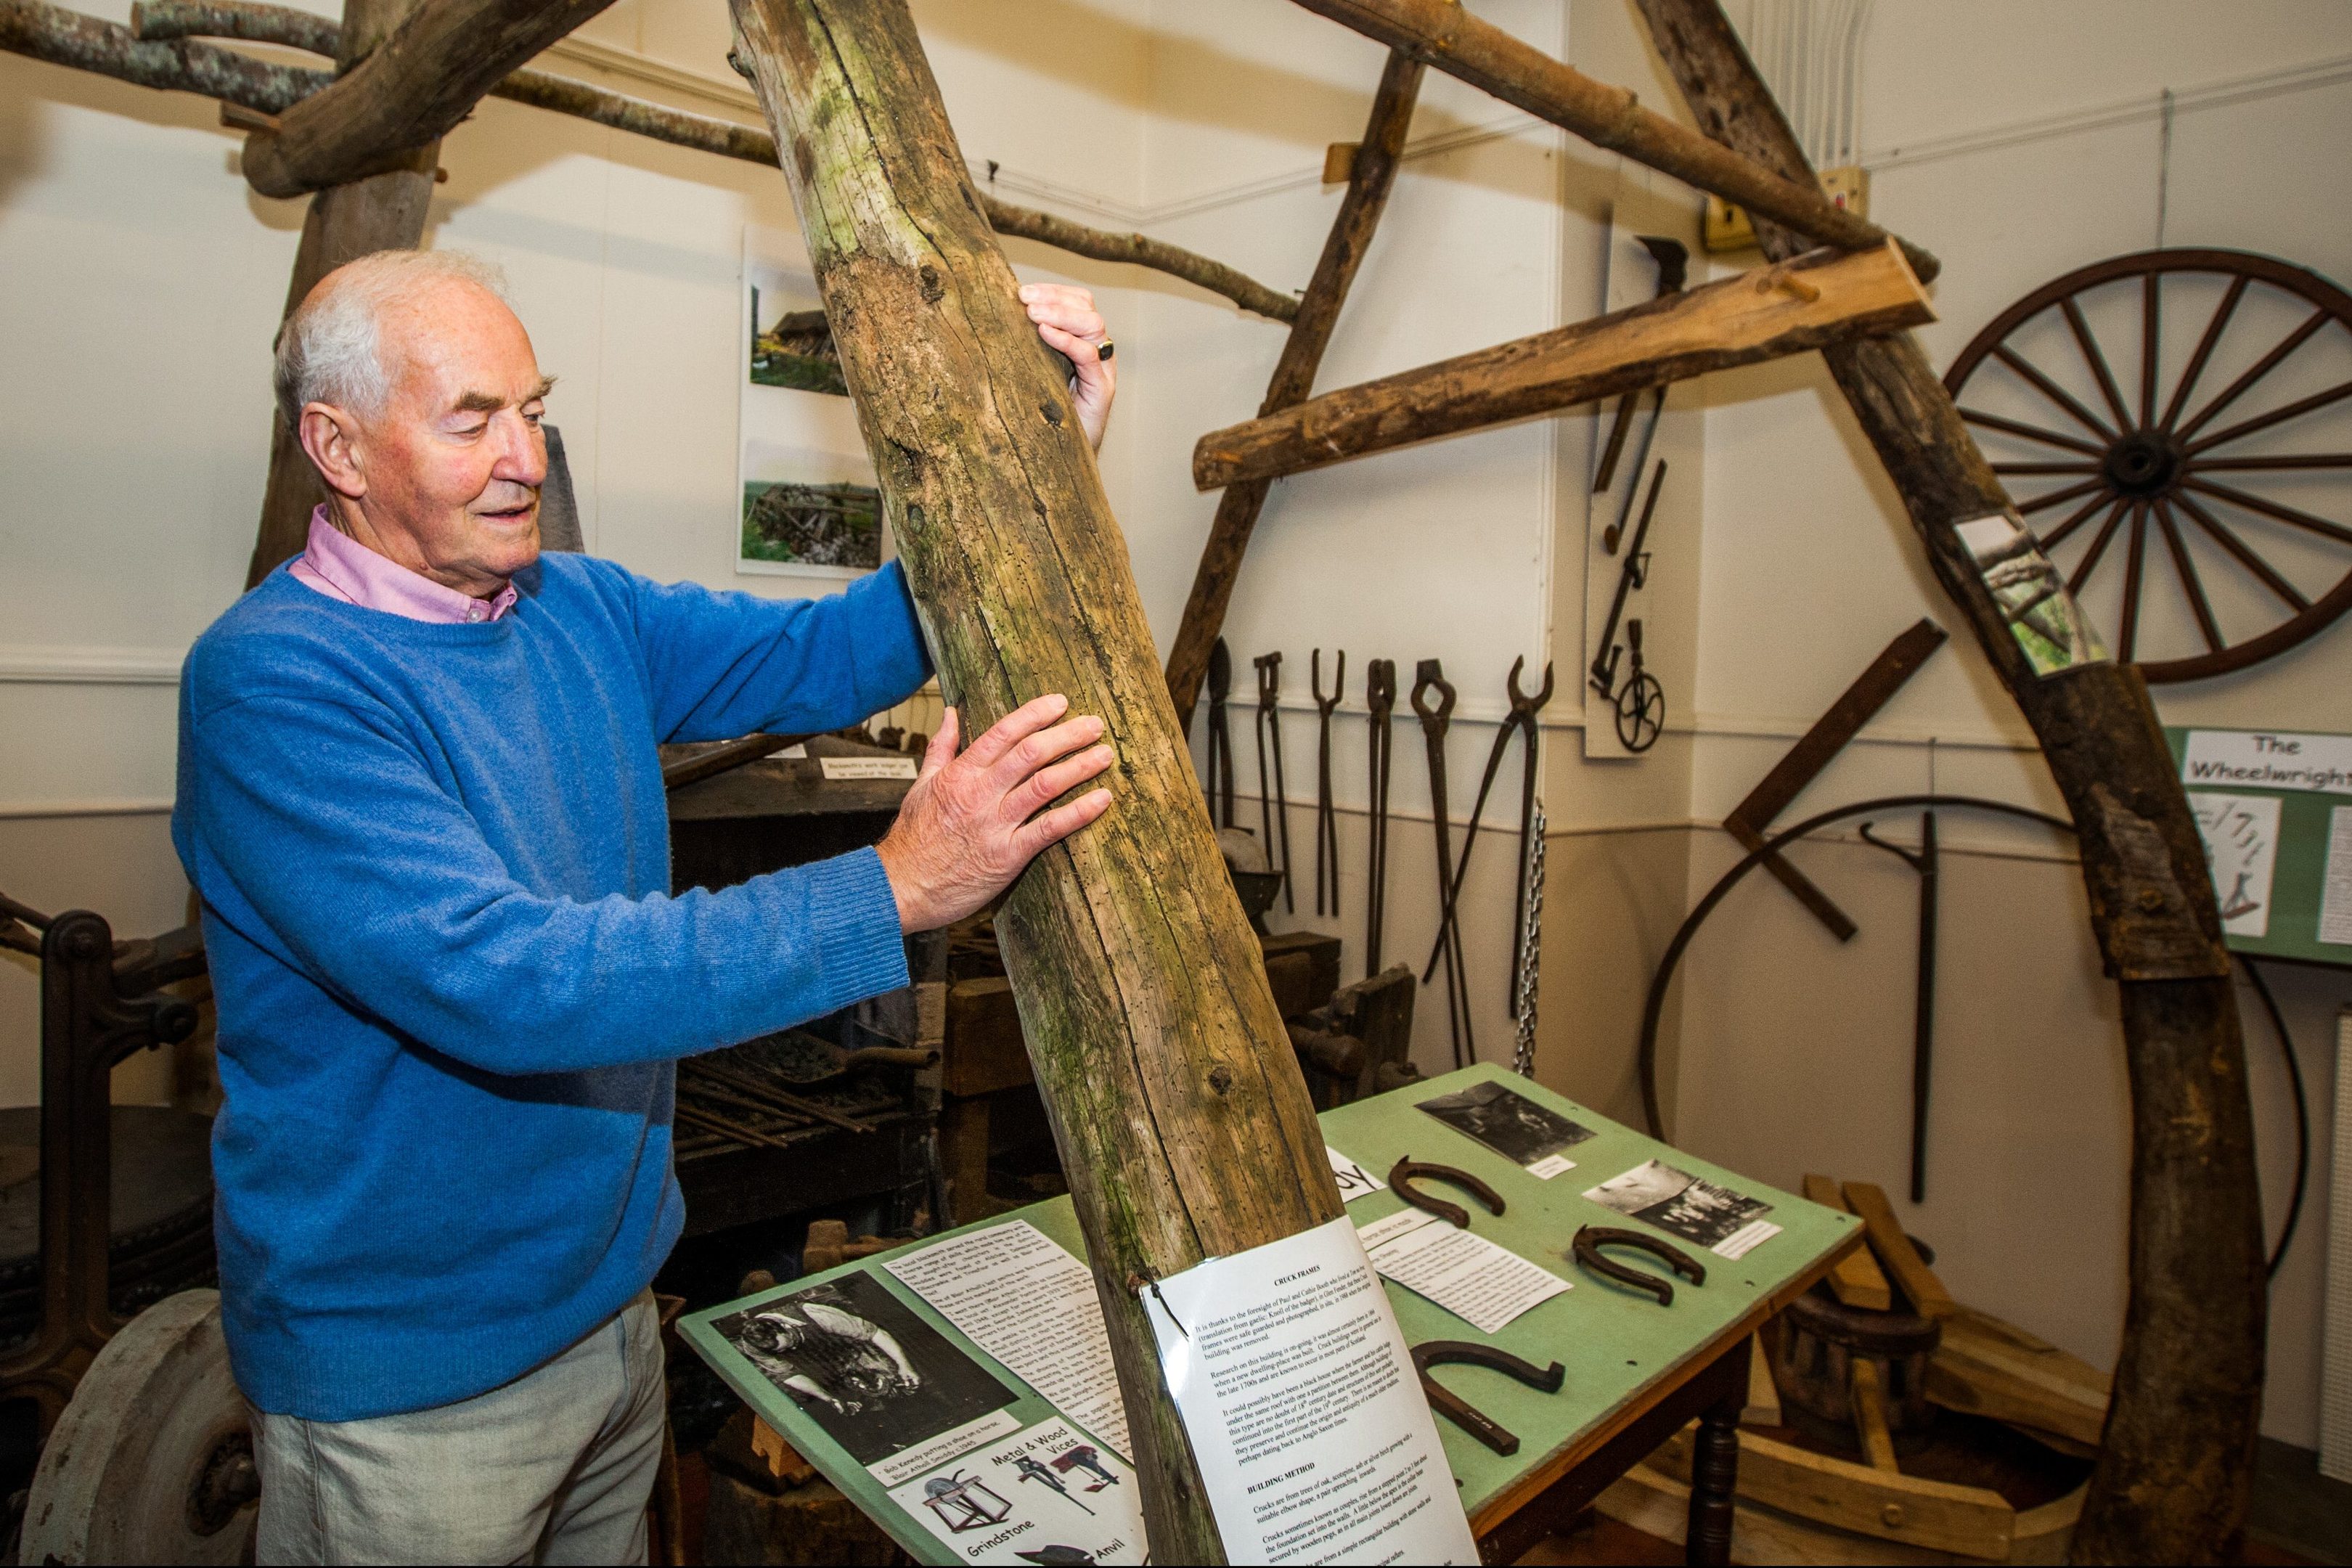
[{"xmin": 272, "ymin": 249, "xmax": 510, "ymax": 429}]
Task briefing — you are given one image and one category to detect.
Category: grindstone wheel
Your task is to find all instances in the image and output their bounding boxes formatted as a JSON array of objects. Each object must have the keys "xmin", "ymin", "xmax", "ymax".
[
  {"xmin": 1614, "ymin": 671, "xmax": 1665, "ymax": 753},
  {"xmin": 20, "ymin": 1289, "xmax": 259, "ymax": 1565}
]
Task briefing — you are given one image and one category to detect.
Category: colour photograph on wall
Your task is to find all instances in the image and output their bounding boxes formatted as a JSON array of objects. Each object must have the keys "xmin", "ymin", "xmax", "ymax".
[{"xmin": 740, "ymin": 229, "xmax": 886, "ymax": 580}]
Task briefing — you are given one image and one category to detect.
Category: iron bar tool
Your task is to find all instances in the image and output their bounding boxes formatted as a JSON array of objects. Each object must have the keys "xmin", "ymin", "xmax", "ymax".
[
  {"xmin": 1591, "ymin": 234, "xmax": 1691, "ymax": 505},
  {"xmin": 1419, "ymin": 657, "xmax": 1555, "ymax": 1013},
  {"xmin": 1412, "ymin": 659, "xmax": 1474, "ymax": 1067},
  {"xmin": 1203, "ymin": 637, "xmax": 1237, "ymax": 828},
  {"xmin": 1311, "ymin": 649, "xmax": 1345, "ymax": 917},
  {"xmin": 1363, "ymin": 659, "xmax": 1397, "ymax": 975},
  {"xmin": 1858, "ymin": 812, "xmax": 1940, "ymax": 1202},
  {"xmin": 1253, "ymin": 652, "xmax": 1296, "ymax": 911}
]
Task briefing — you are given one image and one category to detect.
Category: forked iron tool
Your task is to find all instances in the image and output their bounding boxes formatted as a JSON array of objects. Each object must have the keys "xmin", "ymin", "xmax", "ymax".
[
  {"xmin": 1363, "ymin": 660, "xmax": 1397, "ymax": 976},
  {"xmin": 1253, "ymin": 652, "xmax": 1295, "ymax": 912},
  {"xmin": 1421, "ymin": 657, "xmax": 1556, "ymax": 1015},
  {"xmin": 1411, "ymin": 660, "xmax": 1473, "ymax": 1067},
  {"xmin": 1312, "ymin": 650, "xmax": 1345, "ymax": 918},
  {"xmin": 1203, "ymin": 637, "xmax": 1236, "ymax": 828}
]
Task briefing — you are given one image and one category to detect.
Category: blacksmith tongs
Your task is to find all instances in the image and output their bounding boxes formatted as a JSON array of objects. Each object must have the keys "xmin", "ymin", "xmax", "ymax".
[
  {"xmin": 1571, "ymin": 1224, "xmax": 1707, "ymax": 1307},
  {"xmin": 1411, "ymin": 1341, "xmax": 1566, "ymax": 1455}
]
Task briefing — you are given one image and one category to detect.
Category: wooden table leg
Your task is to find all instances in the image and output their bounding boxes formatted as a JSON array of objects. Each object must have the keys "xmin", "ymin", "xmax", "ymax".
[{"xmin": 1685, "ymin": 1333, "xmax": 1749, "ymax": 1566}]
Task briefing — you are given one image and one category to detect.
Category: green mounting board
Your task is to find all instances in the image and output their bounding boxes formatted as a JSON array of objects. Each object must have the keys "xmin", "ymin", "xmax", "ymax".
[
  {"xmin": 679, "ymin": 1064, "xmax": 1857, "ymax": 1561},
  {"xmin": 2166, "ymin": 726, "xmax": 2352, "ymax": 970}
]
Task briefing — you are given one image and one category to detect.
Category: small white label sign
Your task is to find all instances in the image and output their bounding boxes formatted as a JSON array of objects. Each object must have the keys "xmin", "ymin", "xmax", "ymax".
[
  {"xmin": 1326, "ymin": 1146, "xmax": 1386, "ymax": 1201},
  {"xmin": 821, "ymin": 756, "xmax": 920, "ymax": 781},
  {"xmin": 2182, "ymin": 730, "xmax": 2352, "ymax": 796}
]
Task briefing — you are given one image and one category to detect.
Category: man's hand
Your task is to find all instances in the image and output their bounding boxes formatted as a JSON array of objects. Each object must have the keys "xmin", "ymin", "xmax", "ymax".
[
  {"xmin": 1020, "ymin": 283, "xmax": 1116, "ymax": 450},
  {"xmin": 875, "ymin": 695, "xmax": 1114, "ymax": 933}
]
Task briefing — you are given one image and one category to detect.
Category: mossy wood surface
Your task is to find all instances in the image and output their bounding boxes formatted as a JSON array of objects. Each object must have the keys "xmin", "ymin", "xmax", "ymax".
[
  {"xmin": 724, "ymin": 1, "xmax": 1342, "ymax": 1557},
  {"xmin": 1629, "ymin": 3, "xmax": 2263, "ymax": 1561}
]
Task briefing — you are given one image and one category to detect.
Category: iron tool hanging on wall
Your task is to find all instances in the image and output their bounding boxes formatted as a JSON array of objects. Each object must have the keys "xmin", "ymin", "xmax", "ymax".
[
  {"xmin": 1590, "ymin": 461, "xmax": 1670, "ymax": 752},
  {"xmin": 1592, "ymin": 234, "xmax": 1691, "ymax": 506},
  {"xmin": 1419, "ymin": 658, "xmax": 1555, "ymax": 1015},
  {"xmin": 1312, "ymin": 649, "xmax": 1345, "ymax": 918},
  {"xmin": 1253, "ymin": 652, "xmax": 1295, "ymax": 912},
  {"xmin": 1203, "ymin": 638, "xmax": 1237, "ymax": 828},
  {"xmin": 1412, "ymin": 660, "xmax": 1474, "ymax": 1067},
  {"xmin": 1363, "ymin": 659, "xmax": 1397, "ymax": 976},
  {"xmin": 1857, "ymin": 812, "xmax": 1940, "ymax": 1204}
]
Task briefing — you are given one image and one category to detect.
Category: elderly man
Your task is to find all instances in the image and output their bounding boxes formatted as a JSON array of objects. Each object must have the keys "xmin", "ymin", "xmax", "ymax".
[{"xmin": 172, "ymin": 248, "xmax": 1121, "ymax": 1564}]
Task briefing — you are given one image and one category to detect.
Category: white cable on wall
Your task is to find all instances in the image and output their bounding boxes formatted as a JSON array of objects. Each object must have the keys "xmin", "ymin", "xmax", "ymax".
[{"xmin": 1741, "ymin": 0, "xmax": 1872, "ymax": 171}]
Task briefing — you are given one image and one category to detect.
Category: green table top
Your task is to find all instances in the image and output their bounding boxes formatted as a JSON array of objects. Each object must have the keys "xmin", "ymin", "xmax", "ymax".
[{"xmin": 681, "ymin": 1063, "xmax": 1858, "ymax": 1558}]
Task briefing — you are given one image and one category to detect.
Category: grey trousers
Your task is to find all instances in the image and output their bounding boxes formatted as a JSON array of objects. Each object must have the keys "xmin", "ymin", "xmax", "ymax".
[{"xmin": 253, "ymin": 1290, "xmax": 666, "ymax": 1566}]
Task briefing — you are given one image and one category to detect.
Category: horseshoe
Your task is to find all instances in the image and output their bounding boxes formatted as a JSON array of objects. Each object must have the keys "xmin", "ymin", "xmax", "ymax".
[
  {"xmin": 1388, "ymin": 1158, "xmax": 1506, "ymax": 1229},
  {"xmin": 1411, "ymin": 1340, "xmax": 1566, "ymax": 1455},
  {"xmin": 1572, "ymin": 1224, "xmax": 1707, "ymax": 1307}
]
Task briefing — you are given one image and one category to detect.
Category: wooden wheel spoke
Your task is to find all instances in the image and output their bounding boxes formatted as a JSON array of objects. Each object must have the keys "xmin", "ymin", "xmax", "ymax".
[
  {"xmin": 2139, "ymin": 273, "xmax": 2160, "ymax": 427},
  {"xmin": 1991, "ymin": 461, "xmax": 2099, "ymax": 475},
  {"xmin": 2192, "ymin": 453, "xmax": 2352, "ymax": 472},
  {"xmin": 2015, "ymin": 475, "xmax": 2108, "ymax": 516},
  {"xmin": 2038, "ymin": 491, "xmax": 2113, "ymax": 553},
  {"xmin": 2061, "ymin": 295, "xmax": 2135, "ymax": 432},
  {"xmin": 1993, "ymin": 346, "xmax": 2117, "ymax": 440},
  {"xmin": 2174, "ymin": 490, "xmax": 2311, "ymax": 611},
  {"xmin": 2153, "ymin": 500, "xmax": 2224, "ymax": 653},
  {"xmin": 2183, "ymin": 475, "xmax": 2352, "ymax": 547},
  {"xmin": 2185, "ymin": 376, "xmax": 2352, "ymax": 457},
  {"xmin": 1959, "ymin": 407, "xmax": 2106, "ymax": 457},
  {"xmin": 2065, "ymin": 499, "xmax": 2131, "ymax": 595},
  {"xmin": 2176, "ymin": 306, "xmax": 2330, "ymax": 441},
  {"xmin": 2160, "ymin": 275, "xmax": 2249, "ymax": 430},
  {"xmin": 2118, "ymin": 504, "xmax": 2148, "ymax": 661}
]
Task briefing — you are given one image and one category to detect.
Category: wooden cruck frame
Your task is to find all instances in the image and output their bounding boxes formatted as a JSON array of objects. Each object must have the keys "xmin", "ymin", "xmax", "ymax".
[{"xmin": 0, "ymin": 0, "xmax": 2262, "ymax": 1559}]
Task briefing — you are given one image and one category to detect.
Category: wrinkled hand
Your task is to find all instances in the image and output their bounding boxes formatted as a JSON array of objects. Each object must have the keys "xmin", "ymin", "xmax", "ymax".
[
  {"xmin": 875, "ymin": 695, "xmax": 1115, "ymax": 932},
  {"xmin": 1019, "ymin": 283, "xmax": 1116, "ymax": 450}
]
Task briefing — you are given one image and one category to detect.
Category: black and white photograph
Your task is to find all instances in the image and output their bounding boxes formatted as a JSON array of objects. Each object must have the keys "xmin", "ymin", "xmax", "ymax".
[
  {"xmin": 1583, "ymin": 1159, "xmax": 1774, "ymax": 1251},
  {"xmin": 712, "ymin": 1271, "xmax": 1019, "ymax": 1469},
  {"xmin": 1417, "ymin": 1080, "xmax": 1596, "ymax": 1167}
]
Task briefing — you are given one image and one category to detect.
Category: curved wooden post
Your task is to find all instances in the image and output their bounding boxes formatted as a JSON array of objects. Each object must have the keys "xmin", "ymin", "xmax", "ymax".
[
  {"xmin": 1627, "ymin": 4, "xmax": 2263, "ymax": 1561},
  {"xmin": 724, "ymin": 1, "xmax": 1344, "ymax": 1558}
]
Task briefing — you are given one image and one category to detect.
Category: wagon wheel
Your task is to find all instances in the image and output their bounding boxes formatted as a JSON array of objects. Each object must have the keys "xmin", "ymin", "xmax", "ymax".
[
  {"xmin": 1614, "ymin": 671, "xmax": 1665, "ymax": 753},
  {"xmin": 1945, "ymin": 249, "xmax": 2352, "ymax": 681}
]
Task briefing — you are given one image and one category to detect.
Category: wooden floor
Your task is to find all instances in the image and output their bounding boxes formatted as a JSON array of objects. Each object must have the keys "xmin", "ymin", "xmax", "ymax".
[{"xmin": 1511, "ymin": 1510, "xmax": 2327, "ymax": 1567}]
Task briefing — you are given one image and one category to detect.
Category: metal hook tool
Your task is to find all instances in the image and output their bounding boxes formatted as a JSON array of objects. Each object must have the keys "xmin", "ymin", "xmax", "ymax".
[
  {"xmin": 1312, "ymin": 650, "xmax": 1345, "ymax": 918},
  {"xmin": 1411, "ymin": 1342, "xmax": 1566, "ymax": 1455},
  {"xmin": 1858, "ymin": 812, "xmax": 1940, "ymax": 1202},
  {"xmin": 1363, "ymin": 660, "xmax": 1397, "ymax": 976},
  {"xmin": 1572, "ymin": 1225, "xmax": 1707, "ymax": 1307},
  {"xmin": 1203, "ymin": 638, "xmax": 1236, "ymax": 828},
  {"xmin": 1421, "ymin": 658, "xmax": 1555, "ymax": 1016},
  {"xmin": 1412, "ymin": 661, "xmax": 1472, "ymax": 1067},
  {"xmin": 1253, "ymin": 653, "xmax": 1294, "ymax": 912},
  {"xmin": 1389, "ymin": 1157, "xmax": 1505, "ymax": 1230}
]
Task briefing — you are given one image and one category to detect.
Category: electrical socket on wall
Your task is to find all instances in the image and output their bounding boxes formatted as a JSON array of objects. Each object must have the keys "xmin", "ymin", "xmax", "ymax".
[{"xmin": 1703, "ymin": 166, "xmax": 1869, "ymax": 254}]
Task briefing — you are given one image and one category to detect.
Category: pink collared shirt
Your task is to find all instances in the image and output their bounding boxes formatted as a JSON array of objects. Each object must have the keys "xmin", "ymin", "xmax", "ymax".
[{"xmin": 290, "ymin": 507, "xmax": 520, "ymax": 624}]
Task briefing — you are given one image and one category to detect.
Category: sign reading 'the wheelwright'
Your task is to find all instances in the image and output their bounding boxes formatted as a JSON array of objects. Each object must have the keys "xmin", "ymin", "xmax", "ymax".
[{"xmin": 2182, "ymin": 730, "xmax": 2352, "ymax": 796}]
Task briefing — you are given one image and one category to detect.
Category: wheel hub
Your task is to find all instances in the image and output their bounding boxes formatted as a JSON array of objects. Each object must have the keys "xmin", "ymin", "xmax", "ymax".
[{"xmin": 2103, "ymin": 429, "xmax": 2181, "ymax": 498}]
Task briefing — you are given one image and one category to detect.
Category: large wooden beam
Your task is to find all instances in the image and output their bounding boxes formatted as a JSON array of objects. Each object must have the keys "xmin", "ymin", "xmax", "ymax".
[
  {"xmin": 0, "ymin": 0, "xmax": 324, "ymax": 111},
  {"xmin": 725, "ymin": 0, "xmax": 1343, "ymax": 1558},
  {"xmin": 1281, "ymin": 0, "xmax": 1939, "ymax": 283},
  {"xmin": 1162, "ymin": 49, "xmax": 1423, "ymax": 727},
  {"xmin": 1628, "ymin": 4, "xmax": 2263, "ymax": 1563},
  {"xmin": 245, "ymin": 0, "xmax": 441, "ymax": 587},
  {"xmin": 237, "ymin": 0, "xmax": 618, "ymax": 198},
  {"xmin": 1194, "ymin": 239, "xmax": 1932, "ymax": 491}
]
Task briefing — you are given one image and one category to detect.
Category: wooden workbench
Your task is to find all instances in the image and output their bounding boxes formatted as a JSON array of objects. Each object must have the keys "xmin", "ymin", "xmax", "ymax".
[{"xmin": 684, "ymin": 1063, "xmax": 1861, "ymax": 1565}]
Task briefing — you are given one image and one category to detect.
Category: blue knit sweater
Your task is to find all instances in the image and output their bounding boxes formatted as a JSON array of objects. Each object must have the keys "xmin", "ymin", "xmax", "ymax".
[{"xmin": 173, "ymin": 555, "xmax": 928, "ymax": 1421}]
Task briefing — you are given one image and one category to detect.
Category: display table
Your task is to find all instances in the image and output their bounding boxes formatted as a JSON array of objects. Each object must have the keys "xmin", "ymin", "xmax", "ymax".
[{"xmin": 684, "ymin": 1063, "xmax": 1861, "ymax": 1565}]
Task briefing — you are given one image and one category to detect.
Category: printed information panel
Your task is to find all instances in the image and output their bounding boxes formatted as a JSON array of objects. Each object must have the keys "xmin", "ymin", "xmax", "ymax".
[
  {"xmin": 1141, "ymin": 1215, "xmax": 1479, "ymax": 1565},
  {"xmin": 2169, "ymin": 727, "xmax": 2352, "ymax": 968}
]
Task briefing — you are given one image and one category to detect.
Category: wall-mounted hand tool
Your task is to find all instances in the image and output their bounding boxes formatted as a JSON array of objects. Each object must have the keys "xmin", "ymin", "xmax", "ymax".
[
  {"xmin": 1512, "ymin": 801, "xmax": 1546, "ymax": 1079},
  {"xmin": 1857, "ymin": 812, "xmax": 1940, "ymax": 1203},
  {"xmin": 1312, "ymin": 649, "xmax": 1345, "ymax": 918},
  {"xmin": 1411, "ymin": 1342, "xmax": 1566, "ymax": 1455},
  {"xmin": 1389, "ymin": 1157, "xmax": 1506, "ymax": 1229},
  {"xmin": 1420, "ymin": 658, "xmax": 1555, "ymax": 1016},
  {"xmin": 1589, "ymin": 461, "xmax": 1668, "ymax": 754},
  {"xmin": 1253, "ymin": 652, "xmax": 1295, "ymax": 912},
  {"xmin": 1572, "ymin": 1224, "xmax": 1707, "ymax": 1307},
  {"xmin": 1591, "ymin": 234, "xmax": 1690, "ymax": 507},
  {"xmin": 1204, "ymin": 637, "xmax": 1237, "ymax": 829},
  {"xmin": 1363, "ymin": 659, "xmax": 1397, "ymax": 976},
  {"xmin": 1411, "ymin": 661, "xmax": 1474, "ymax": 1066}
]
